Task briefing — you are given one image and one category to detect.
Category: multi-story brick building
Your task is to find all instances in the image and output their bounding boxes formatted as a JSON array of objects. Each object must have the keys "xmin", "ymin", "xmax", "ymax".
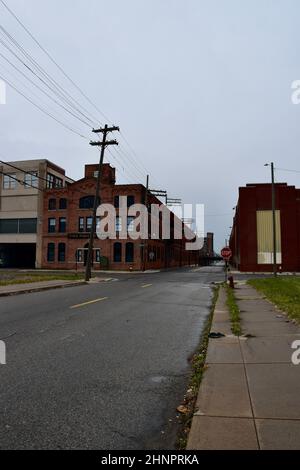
[
  {"xmin": 230, "ymin": 182, "xmax": 300, "ymax": 272},
  {"xmin": 41, "ymin": 163, "xmax": 200, "ymax": 271},
  {"xmin": 0, "ymin": 159, "xmax": 73, "ymax": 268}
]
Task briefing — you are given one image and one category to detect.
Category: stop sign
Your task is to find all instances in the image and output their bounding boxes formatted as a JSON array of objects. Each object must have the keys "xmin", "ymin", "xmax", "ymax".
[{"xmin": 221, "ymin": 247, "xmax": 232, "ymax": 260}]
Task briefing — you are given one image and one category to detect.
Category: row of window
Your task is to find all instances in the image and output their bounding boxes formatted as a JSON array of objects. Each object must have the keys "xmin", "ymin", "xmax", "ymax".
[
  {"xmin": 47, "ymin": 195, "xmax": 136, "ymax": 211},
  {"xmin": 113, "ymin": 243, "xmax": 134, "ymax": 263},
  {"xmin": 46, "ymin": 173, "xmax": 63, "ymax": 189},
  {"xmin": 0, "ymin": 218, "xmax": 37, "ymax": 234},
  {"xmin": 3, "ymin": 172, "xmax": 63, "ymax": 190},
  {"xmin": 48, "ymin": 198, "xmax": 67, "ymax": 210},
  {"xmin": 47, "ymin": 243, "xmax": 66, "ymax": 262},
  {"xmin": 47, "ymin": 216, "xmax": 136, "ymax": 234},
  {"xmin": 48, "ymin": 218, "xmax": 67, "ymax": 233},
  {"xmin": 46, "ymin": 243, "xmax": 135, "ymax": 264},
  {"xmin": 3, "ymin": 173, "xmax": 38, "ymax": 190}
]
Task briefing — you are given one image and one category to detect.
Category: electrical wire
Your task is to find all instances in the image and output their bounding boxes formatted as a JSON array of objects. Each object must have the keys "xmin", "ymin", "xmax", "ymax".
[
  {"xmin": 0, "ymin": 169, "xmax": 44, "ymax": 191},
  {"xmin": 0, "ymin": 0, "xmax": 110, "ymax": 124},
  {"xmin": 0, "ymin": 72, "xmax": 89, "ymax": 139},
  {"xmin": 0, "ymin": 1, "xmax": 169, "ymax": 194},
  {"xmin": 0, "ymin": 27, "xmax": 96, "ymax": 127},
  {"xmin": 0, "ymin": 49, "xmax": 92, "ymax": 127}
]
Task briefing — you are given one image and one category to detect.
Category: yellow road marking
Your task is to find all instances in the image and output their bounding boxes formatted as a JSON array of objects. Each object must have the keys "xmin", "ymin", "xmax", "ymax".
[
  {"xmin": 70, "ymin": 297, "xmax": 108, "ymax": 309},
  {"xmin": 141, "ymin": 284, "xmax": 152, "ymax": 289}
]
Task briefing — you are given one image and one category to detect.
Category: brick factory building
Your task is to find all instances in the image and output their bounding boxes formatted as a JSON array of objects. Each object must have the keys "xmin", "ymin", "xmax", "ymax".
[
  {"xmin": 42, "ymin": 163, "xmax": 200, "ymax": 271},
  {"xmin": 230, "ymin": 182, "xmax": 300, "ymax": 272}
]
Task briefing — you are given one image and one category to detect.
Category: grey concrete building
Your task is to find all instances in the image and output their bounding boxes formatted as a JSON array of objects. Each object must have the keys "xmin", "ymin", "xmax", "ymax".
[{"xmin": 0, "ymin": 159, "xmax": 73, "ymax": 268}]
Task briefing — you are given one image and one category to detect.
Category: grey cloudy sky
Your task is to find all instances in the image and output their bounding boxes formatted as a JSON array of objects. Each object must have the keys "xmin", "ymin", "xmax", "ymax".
[{"xmin": 1, "ymin": 0, "xmax": 300, "ymax": 251}]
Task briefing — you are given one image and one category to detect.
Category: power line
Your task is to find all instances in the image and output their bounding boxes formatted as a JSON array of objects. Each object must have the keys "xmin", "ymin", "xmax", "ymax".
[
  {"xmin": 0, "ymin": 72, "xmax": 89, "ymax": 139},
  {"xmin": 0, "ymin": 1, "xmax": 166, "ymax": 192},
  {"xmin": 0, "ymin": 26, "xmax": 96, "ymax": 127},
  {"xmin": 0, "ymin": 0, "xmax": 111, "ymax": 125},
  {"xmin": 0, "ymin": 53, "xmax": 92, "ymax": 130},
  {"xmin": 0, "ymin": 169, "xmax": 44, "ymax": 192},
  {"xmin": 275, "ymin": 167, "xmax": 300, "ymax": 174},
  {"xmin": 0, "ymin": 47, "xmax": 92, "ymax": 126}
]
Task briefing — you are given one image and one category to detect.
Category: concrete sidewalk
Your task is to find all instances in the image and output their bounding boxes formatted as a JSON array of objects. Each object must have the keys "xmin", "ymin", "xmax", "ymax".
[{"xmin": 187, "ymin": 283, "xmax": 300, "ymax": 450}]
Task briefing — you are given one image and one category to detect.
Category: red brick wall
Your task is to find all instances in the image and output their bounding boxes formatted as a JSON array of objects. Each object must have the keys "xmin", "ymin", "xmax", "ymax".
[{"xmin": 230, "ymin": 183, "xmax": 300, "ymax": 272}]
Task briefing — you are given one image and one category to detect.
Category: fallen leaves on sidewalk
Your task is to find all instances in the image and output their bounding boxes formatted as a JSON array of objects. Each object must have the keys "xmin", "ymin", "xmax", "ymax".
[{"xmin": 176, "ymin": 405, "xmax": 189, "ymax": 414}]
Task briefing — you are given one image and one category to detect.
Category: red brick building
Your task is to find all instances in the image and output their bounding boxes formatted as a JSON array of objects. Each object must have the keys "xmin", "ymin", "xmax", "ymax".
[
  {"xmin": 41, "ymin": 163, "xmax": 200, "ymax": 271},
  {"xmin": 230, "ymin": 183, "xmax": 300, "ymax": 272}
]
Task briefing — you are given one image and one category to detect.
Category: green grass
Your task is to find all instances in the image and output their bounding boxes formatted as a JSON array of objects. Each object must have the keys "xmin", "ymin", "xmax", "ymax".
[
  {"xmin": 226, "ymin": 285, "xmax": 242, "ymax": 336},
  {"xmin": 248, "ymin": 277, "xmax": 300, "ymax": 323},
  {"xmin": 0, "ymin": 273, "xmax": 84, "ymax": 287},
  {"xmin": 176, "ymin": 285, "xmax": 219, "ymax": 450}
]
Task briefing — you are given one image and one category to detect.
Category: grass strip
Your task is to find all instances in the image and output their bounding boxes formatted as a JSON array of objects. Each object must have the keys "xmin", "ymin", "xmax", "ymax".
[
  {"xmin": 225, "ymin": 284, "xmax": 242, "ymax": 336},
  {"xmin": 0, "ymin": 274, "xmax": 84, "ymax": 287},
  {"xmin": 248, "ymin": 277, "xmax": 300, "ymax": 324}
]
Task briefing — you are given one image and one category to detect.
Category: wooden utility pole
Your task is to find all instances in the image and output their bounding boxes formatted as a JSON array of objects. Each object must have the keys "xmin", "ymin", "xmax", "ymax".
[
  {"xmin": 271, "ymin": 162, "xmax": 277, "ymax": 277},
  {"xmin": 142, "ymin": 175, "xmax": 149, "ymax": 272},
  {"xmin": 85, "ymin": 124, "xmax": 119, "ymax": 282}
]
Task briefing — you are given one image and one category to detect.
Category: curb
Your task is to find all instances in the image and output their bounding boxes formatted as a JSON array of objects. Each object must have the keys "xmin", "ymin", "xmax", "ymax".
[{"xmin": 0, "ymin": 281, "xmax": 87, "ymax": 297}]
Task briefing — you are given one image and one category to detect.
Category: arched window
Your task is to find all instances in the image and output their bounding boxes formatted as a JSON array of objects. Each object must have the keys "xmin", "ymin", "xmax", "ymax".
[
  {"xmin": 113, "ymin": 242, "xmax": 122, "ymax": 263},
  {"xmin": 58, "ymin": 243, "xmax": 66, "ymax": 262},
  {"xmin": 48, "ymin": 198, "xmax": 56, "ymax": 210},
  {"xmin": 125, "ymin": 243, "xmax": 134, "ymax": 263},
  {"xmin": 79, "ymin": 196, "xmax": 96, "ymax": 209},
  {"xmin": 47, "ymin": 243, "xmax": 55, "ymax": 262}
]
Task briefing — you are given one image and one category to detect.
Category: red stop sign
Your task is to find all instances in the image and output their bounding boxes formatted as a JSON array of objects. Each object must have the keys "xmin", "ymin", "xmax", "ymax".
[{"xmin": 221, "ymin": 247, "xmax": 232, "ymax": 260}]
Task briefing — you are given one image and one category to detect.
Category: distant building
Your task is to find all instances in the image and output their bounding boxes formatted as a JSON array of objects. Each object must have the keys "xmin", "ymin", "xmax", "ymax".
[
  {"xmin": 0, "ymin": 160, "xmax": 73, "ymax": 268},
  {"xmin": 199, "ymin": 232, "xmax": 215, "ymax": 265},
  {"xmin": 230, "ymin": 183, "xmax": 300, "ymax": 272},
  {"xmin": 41, "ymin": 163, "xmax": 200, "ymax": 271}
]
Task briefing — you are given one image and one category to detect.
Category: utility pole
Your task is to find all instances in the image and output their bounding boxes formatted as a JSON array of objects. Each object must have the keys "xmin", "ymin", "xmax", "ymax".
[
  {"xmin": 85, "ymin": 124, "xmax": 119, "ymax": 282},
  {"xmin": 271, "ymin": 162, "xmax": 277, "ymax": 277},
  {"xmin": 142, "ymin": 175, "xmax": 149, "ymax": 272}
]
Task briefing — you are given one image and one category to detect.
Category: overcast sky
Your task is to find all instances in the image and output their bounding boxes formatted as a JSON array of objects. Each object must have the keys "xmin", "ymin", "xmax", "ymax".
[{"xmin": 1, "ymin": 0, "xmax": 300, "ymax": 251}]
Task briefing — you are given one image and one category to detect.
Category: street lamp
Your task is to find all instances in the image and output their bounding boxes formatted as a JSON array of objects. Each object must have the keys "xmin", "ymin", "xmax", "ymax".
[{"xmin": 265, "ymin": 163, "xmax": 277, "ymax": 277}]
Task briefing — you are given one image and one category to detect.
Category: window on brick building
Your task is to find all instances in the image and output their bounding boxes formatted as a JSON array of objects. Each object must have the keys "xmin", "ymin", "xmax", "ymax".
[
  {"xmin": 86, "ymin": 217, "xmax": 93, "ymax": 232},
  {"xmin": 48, "ymin": 218, "xmax": 56, "ymax": 233},
  {"xmin": 115, "ymin": 216, "xmax": 122, "ymax": 232},
  {"xmin": 127, "ymin": 195, "xmax": 135, "ymax": 207},
  {"xmin": 59, "ymin": 217, "xmax": 66, "ymax": 233},
  {"xmin": 48, "ymin": 199, "xmax": 56, "ymax": 210},
  {"xmin": 113, "ymin": 243, "xmax": 122, "ymax": 262},
  {"xmin": 58, "ymin": 243, "xmax": 66, "ymax": 262},
  {"xmin": 76, "ymin": 249, "xmax": 83, "ymax": 262},
  {"xmin": 79, "ymin": 217, "xmax": 85, "ymax": 232},
  {"xmin": 114, "ymin": 195, "xmax": 119, "ymax": 208},
  {"xmin": 95, "ymin": 249, "xmax": 101, "ymax": 263},
  {"xmin": 47, "ymin": 243, "xmax": 55, "ymax": 262},
  {"xmin": 125, "ymin": 243, "xmax": 134, "ymax": 263},
  {"xmin": 59, "ymin": 198, "xmax": 67, "ymax": 210},
  {"xmin": 79, "ymin": 196, "xmax": 96, "ymax": 209},
  {"xmin": 127, "ymin": 216, "xmax": 135, "ymax": 233}
]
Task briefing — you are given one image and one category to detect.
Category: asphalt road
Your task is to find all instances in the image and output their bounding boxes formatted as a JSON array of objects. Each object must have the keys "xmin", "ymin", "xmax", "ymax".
[{"xmin": 0, "ymin": 266, "xmax": 224, "ymax": 450}]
